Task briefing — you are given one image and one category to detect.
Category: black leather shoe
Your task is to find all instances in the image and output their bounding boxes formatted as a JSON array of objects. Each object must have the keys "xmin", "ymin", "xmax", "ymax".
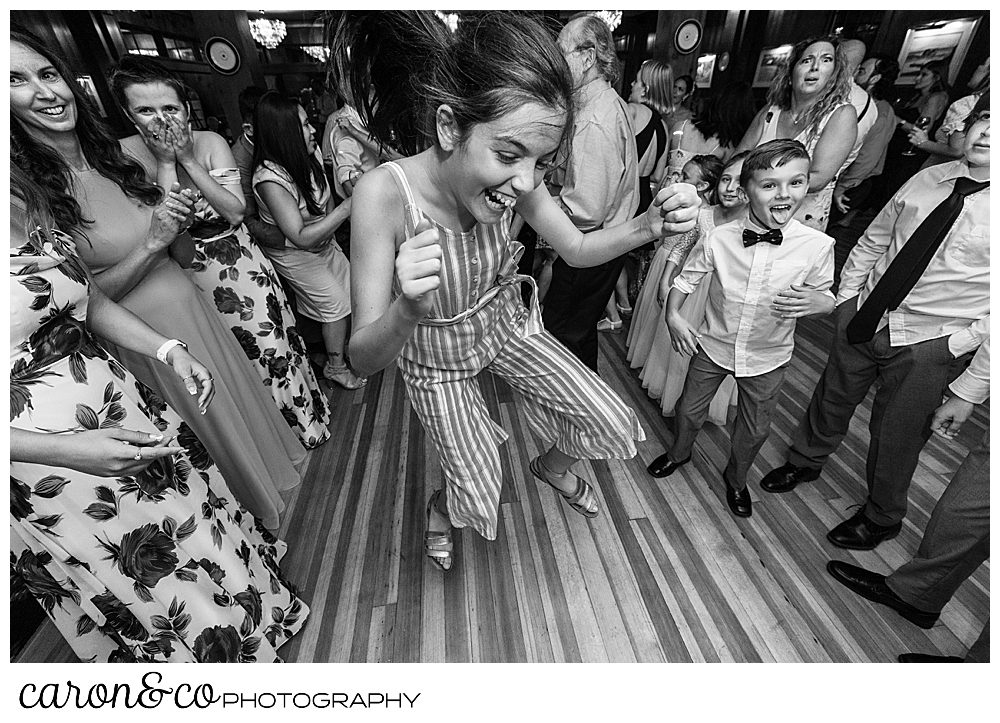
[
  {"xmin": 826, "ymin": 560, "xmax": 939, "ymax": 629},
  {"xmin": 827, "ymin": 509, "xmax": 902, "ymax": 550},
  {"xmin": 898, "ymin": 653, "xmax": 963, "ymax": 663},
  {"xmin": 724, "ymin": 480, "xmax": 752, "ymax": 517},
  {"xmin": 647, "ymin": 453, "xmax": 691, "ymax": 478},
  {"xmin": 760, "ymin": 462, "xmax": 821, "ymax": 493}
]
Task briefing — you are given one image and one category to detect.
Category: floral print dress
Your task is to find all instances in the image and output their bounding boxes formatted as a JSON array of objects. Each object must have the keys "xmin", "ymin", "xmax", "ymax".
[
  {"xmin": 187, "ymin": 169, "xmax": 330, "ymax": 448},
  {"xmin": 10, "ymin": 227, "xmax": 309, "ymax": 662}
]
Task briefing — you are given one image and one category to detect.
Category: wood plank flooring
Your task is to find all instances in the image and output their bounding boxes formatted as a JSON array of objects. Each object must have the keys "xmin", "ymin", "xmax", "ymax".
[{"xmin": 15, "ymin": 310, "xmax": 989, "ymax": 663}]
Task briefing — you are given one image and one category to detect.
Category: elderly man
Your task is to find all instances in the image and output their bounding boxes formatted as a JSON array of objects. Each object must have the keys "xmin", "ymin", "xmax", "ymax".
[
  {"xmin": 542, "ymin": 12, "xmax": 639, "ymax": 372},
  {"xmin": 761, "ymin": 107, "xmax": 990, "ymax": 550}
]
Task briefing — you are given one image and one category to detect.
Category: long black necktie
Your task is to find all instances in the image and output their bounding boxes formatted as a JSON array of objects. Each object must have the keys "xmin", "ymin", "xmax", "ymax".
[{"xmin": 846, "ymin": 176, "xmax": 989, "ymax": 344}]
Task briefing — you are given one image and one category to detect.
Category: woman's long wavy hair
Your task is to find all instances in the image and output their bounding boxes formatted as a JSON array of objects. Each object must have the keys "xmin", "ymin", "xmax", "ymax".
[
  {"xmin": 328, "ymin": 11, "xmax": 575, "ymax": 158},
  {"xmin": 251, "ymin": 91, "xmax": 327, "ymax": 217},
  {"xmin": 10, "ymin": 26, "xmax": 162, "ymax": 235},
  {"xmin": 766, "ymin": 35, "xmax": 853, "ymax": 140}
]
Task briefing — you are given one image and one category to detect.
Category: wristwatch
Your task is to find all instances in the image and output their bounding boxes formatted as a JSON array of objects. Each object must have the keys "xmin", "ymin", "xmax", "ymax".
[{"xmin": 156, "ymin": 339, "xmax": 187, "ymax": 364}]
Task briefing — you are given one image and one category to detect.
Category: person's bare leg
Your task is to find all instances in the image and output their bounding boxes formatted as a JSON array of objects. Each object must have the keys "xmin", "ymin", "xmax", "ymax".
[
  {"xmin": 322, "ymin": 317, "xmax": 365, "ymax": 388},
  {"xmin": 538, "ymin": 445, "xmax": 582, "ymax": 496}
]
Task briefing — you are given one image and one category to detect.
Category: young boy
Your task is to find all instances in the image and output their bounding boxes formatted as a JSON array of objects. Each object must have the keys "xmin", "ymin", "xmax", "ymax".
[{"xmin": 646, "ymin": 139, "xmax": 836, "ymax": 517}]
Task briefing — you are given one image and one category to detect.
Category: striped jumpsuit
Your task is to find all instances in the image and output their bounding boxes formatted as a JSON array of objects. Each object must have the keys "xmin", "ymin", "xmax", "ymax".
[{"xmin": 384, "ymin": 162, "xmax": 645, "ymax": 540}]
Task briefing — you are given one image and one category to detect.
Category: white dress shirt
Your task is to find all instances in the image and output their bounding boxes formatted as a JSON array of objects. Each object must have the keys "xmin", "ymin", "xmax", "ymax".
[
  {"xmin": 949, "ymin": 337, "xmax": 989, "ymax": 404},
  {"xmin": 836, "ymin": 160, "xmax": 990, "ymax": 356},
  {"xmin": 674, "ymin": 217, "xmax": 835, "ymax": 376}
]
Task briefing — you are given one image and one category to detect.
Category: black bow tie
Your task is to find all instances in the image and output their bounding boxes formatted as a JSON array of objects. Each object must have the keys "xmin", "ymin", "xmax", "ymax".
[{"xmin": 743, "ymin": 227, "xmax": 783, "ymax": 247}]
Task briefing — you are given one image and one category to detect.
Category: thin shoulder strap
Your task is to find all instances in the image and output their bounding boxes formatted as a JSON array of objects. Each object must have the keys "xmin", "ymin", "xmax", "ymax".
[{"xmin": 382, "ymin": 161, "xmax": 422, "ymax": 229}]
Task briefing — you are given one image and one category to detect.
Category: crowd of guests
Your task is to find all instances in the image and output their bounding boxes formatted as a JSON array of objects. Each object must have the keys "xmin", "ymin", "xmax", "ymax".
[{"xmin": 10, "ymin": 11, "xmax": 989, "ymax": 663}]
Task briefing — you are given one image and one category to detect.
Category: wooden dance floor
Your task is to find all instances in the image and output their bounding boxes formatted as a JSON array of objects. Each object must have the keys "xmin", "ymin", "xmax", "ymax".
[{"xmin": 16, "ymin": 313, "xmax": 989, "ymax": 663}]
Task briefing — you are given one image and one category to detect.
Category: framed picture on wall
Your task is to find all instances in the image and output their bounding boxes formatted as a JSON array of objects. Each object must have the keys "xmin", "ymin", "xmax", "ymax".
[
  {"xmin": 897, "ymin": 17, "xmax": 981, "ymax": 86},
  {"xmin": 695, "ymin": 54, "xmax": 716, "ymax": 89},
  {"xmin": 753, "ymin": 44, "xmax": 793, "ymax": 88}
]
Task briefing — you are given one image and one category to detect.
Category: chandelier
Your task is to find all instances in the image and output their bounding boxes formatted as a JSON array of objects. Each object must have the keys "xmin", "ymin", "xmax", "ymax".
[
  {"xmin": 595, "ymin": 11, "xmax": 622, "ymax": 32},
  {"xmin": 249, "ymin": 16, "xmax": 287, "ymax": 50},
  {"xmin": 435, "ymin": 11, "xmax": 459, "ymax": 34},
  {"xmin": 303, "ymin": 45, "xmax": 330, "ymax": 62}
]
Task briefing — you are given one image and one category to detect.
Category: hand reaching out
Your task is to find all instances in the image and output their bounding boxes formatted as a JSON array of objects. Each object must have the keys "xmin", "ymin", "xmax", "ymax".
[
  {"xmin": 648, "ymin": 183, "xmax": 701, "ymax": 237},
  {"xmin": 772, "ymin": 284, "xmax": 834, "ymax": 319},
  {"xmin": 59, "ymin": 428, "xmax": 185, "ymax": 477}
]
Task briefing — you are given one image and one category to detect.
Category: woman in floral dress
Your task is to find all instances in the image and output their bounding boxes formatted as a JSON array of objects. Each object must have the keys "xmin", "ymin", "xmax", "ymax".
[
  {"xmin": 108, "ymin": 55, "xmax": 331, "ymax": 448},
  {"xmin": 9, "ymin": 166, "xmax": 308, "ymax": 661}
]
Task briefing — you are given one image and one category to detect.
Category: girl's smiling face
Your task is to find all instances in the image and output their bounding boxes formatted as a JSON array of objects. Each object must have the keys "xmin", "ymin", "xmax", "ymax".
[
  {"xmin": 444, "ymin": 100, "xmax": 566, "ymax": 229},
  {"xmin": 717, "ymin": 158, "xmax": 747, "ymax": 209}
]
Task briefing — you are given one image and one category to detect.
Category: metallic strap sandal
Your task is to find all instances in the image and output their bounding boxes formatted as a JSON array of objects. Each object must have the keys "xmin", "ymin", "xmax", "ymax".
[
  {"xmin": 424, "ymin": 489, "xmax": 454, "ymax": 571},
  {"xmin": 529, "ymin": 456, "xmax": 599, "ymax": 518}
]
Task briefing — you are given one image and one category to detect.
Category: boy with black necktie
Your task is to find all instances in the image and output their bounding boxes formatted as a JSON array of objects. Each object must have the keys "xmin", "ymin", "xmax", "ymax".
[
  {"xmin": 647, "ymin": 139, "xmax": 836, "ymax": 518},
  {"xmin": 761, "ymin": 103, "xmax": 990, "ymax": 549}
]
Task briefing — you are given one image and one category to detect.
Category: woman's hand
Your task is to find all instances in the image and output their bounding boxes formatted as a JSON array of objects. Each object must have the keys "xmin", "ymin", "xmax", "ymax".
[
  {"xmin": 666, "ymin": 309, "xmax": 701, "ymax": 356},
  {"xmin": 58, "ymin": 428, "xmax": 185, "ymax": 477},
  {"xmin": 167, "ymin": 346, "xmax": 215, "ymax": 414},
  {"xmin": 907, "ymin": 126, "xmax": 930, "ymax": 151},
  {"xmin": 649, "ymin": 183, "xmax": 701, "ymax": 237},
  {"xmin": 165, "ymin": 114, "xmax": 196, "ymax": 166},
  {"xmin": 772, "ymin": 284, "xmax": 835, "ymax": 319},
  {"xmin": 143, "ymin": 116, "xmax": 177, "ymax": 165},
  {"xmin": 396, "ymin": 217, "xmax": 442, "ymax": 322},
  {"xmin": 144, "ymin": 183, "xmax": 196, "ymax": 253}
]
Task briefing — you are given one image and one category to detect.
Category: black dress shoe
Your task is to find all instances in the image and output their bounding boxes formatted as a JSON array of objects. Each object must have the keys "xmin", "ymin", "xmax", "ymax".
[
  {"xmin": 826, "ymin": 560, "xmax": 939, "ymax": 629},
  {"xmin": 647, "ymin": 453, "xmax": 691, "ymax": 478},
  {"xmin": 898, "ymin": 653, "xmax": 963, "ymax": 663},
  {"xmin": 760, "ymin": 462, "xmax": 821, "ymax": 493},
  {"xmin": 724, "ymin": 480, "xmax": 752, "ymax": 517},
  {"xmin": 827, "ymin": 509, "xmax": 902, "ymax": 550}
]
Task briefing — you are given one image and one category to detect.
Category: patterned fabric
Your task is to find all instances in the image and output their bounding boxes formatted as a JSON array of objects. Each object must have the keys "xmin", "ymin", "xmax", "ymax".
[
  {"xmin": 383, "ymin": 162, "xmax": 644, "ymax": 540},
  {"xmin": 757, "ymin": 104, "xmax": 852, "ymax": 231},
  {"xmin": 10, "ymin": 227, "xmax": 309, "ymax": 662},
  {"xmin": 627, "ymin": 208, "xmax": 736, "ymax": 425},
  {"xmin": 187, "ymin": 169, "xmax": 331, "ymax": 449}
]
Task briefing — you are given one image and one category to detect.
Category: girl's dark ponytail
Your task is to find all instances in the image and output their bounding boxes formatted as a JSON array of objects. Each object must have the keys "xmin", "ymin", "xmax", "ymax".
[{"xmin": 328, "ymin": 11, "xmax": 451, "ymax": 157}]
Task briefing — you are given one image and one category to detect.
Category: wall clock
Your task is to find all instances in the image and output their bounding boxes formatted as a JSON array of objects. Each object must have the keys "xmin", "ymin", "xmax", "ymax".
[
  {"xmin": 674, "ymin": 19, "xmax": 702, "ymax": 55},
  {"xmin": 205, "ymin": 37, "xmax": 240, "ymax": 75}
]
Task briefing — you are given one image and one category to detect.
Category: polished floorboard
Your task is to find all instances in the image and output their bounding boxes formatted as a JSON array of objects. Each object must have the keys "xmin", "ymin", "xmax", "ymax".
[{"xmin": 15, "ymin": 310, "xmax": 989, "ymax": 663}]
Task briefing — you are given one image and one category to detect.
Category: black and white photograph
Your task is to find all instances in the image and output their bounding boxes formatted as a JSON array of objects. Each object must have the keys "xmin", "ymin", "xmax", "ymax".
[{"xmin": 7, "ymin": 4, "xmax": 991, "ymax": 720}]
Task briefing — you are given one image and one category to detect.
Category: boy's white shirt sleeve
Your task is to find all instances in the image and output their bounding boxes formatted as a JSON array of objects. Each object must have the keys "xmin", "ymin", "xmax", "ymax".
[{"xmin": 803, "ymin": 235, "xmax": 836, "ymax": 300}]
